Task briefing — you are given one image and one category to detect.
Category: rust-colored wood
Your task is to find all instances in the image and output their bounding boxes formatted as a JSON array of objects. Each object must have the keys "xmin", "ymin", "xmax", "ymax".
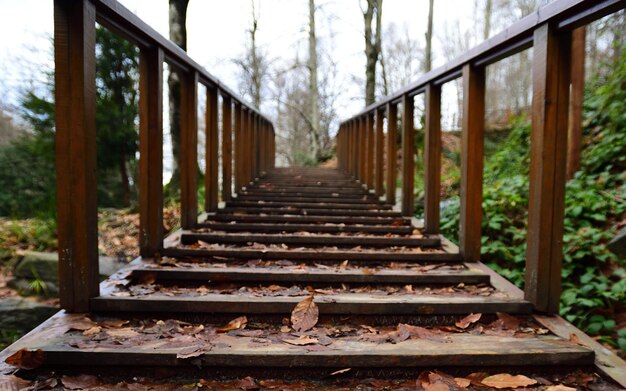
[
  {"xmin": 234, "ymin": 103, "xmax": 242, "ymax": 192},
  {"xmin": 385, "ymin": 103, "xmax": 398, "ymax": 205},
  {"xmin": 359, "ymin": 117, "xmax": 366, "ymax": 182},
  {"xmin": 241, "ymin": 108, "xmax": 249, "ymax": 187},
  {"xmin": 374, "ymin": 108, "xmax": 384, "ymax": 196},
  {"xmin": 54, "ymin": 0, "xmax": 99, "ymax": 312},
  {"xmin": 525, "ymin": 24, "xmax": 571, "ymax": 314},
  {"xmin": 221, "ymin": 95, "xmax": 233, "ymax": 201},
  {"xmin": 211, "ymin": 214, "xmax": 409, "ymax": 225},
  {"xmin": 365, "ymin": 112, "xmax": 374, "ymax": 189},
  {"xmin": 459, "ymin": 64, "xmax": 485, "ymax": 262},
  {"xmin": 424, "ymin": 83, "xmax": 442, "ymax": 234},
  {"xmin": 180, "ymin": 70, "xmax": 198, "ymax": 229},
  {"xmin": 567, "ymin": 26, "xmax": 585, "ymax": 180},
  {"xmin": 205, "ymin": 86, "xmax": 219, "ymax": 212},
  {"xmin": 401, "ymin": 94, "xmax": 414, "ymax": 216},
  {"xmin": 138, "ymin": 47, "xmax": 164, "ymax": 258},
  {"xmin": 201, "ymin": 222, "xmax": 412, "ymax": 235}
]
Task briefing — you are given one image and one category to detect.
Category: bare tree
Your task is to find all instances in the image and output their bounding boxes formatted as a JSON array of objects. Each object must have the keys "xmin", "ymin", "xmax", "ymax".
[
  {"xmin": 378, "ymin": 22, "xmax": 422, "ymax": 97},
  {"xmin": 308, "ymin": 0, "xmax": 321, "ymax": 159},
  {"xmin": 424, "ymin": 0, "xmax": 434, "ymax": 72},
  {"xmin": 167, "ymin": 0, "xmax": 189, "ymax": 193},
  {"xmin": 363, "ymin": 0, "xmax": 383, "ymax": 105}
]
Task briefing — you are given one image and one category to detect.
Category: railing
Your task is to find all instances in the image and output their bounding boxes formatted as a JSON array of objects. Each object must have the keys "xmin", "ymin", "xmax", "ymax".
[
  {"xmin": 54, "ymin": 0, "xmax": 275, "ymax": 312},
  {"xmin": 336, "ymin": 0, "xmax": 625, "ymax": 313}
]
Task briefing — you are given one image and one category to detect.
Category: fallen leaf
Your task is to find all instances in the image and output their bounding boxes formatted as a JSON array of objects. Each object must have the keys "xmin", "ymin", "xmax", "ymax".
[
  {"xmin": 290, "ymin": 296, "xmax": 319, "ymax": 332},
  {"xmin": 397, "ymin": 323, "xmax": 442, "ymax": 341},
  {"xmin": 0, "ymin": 374, "xmax": 32, "ymax": 389},
  {"xmin": 481, "ymin": 374, "xmax": 537, "ymax": 389},
  {"xmin": 4, "ymin": 348, "xmax": 45, "ymax": 370},
  {"xmin": 545, "ymin": 385, "xmax": 577, "ymax": 391},
  {"xmin": 68, "ymin": 317, "xmax": 98, "ymax": 331},
  {"xmin": 83, "ymin": 326, "xmax": 102, "ymax": 336},
  {"xmin": 61, "ymin": 374, "xmax": 101, "ymax": 389},
  {"xmin": 569, "ymin": 333, "xmax": 587, "ymax": 347},
  {"xmin": 176, "ymin": 345, "xmax": 212, "ymax": 359},
  {"xmin": 454, "ymin": 377, "xmax": 471, "ymax": 388},
  {"xmin": 330, "ymin": 368, "xmax": 351, "ymax": 376},
  {"xmin": 282, "ymin": 335, "xmax": 319, "ymax": 346},
  {"xmin": 496, "ymin": 312, "xmax": 520, "ymax": 330},
  {"xmin": 217, "ymin": 316, "xmax": 248, "ymax": 333},
  {"xmin": 235, "ymin": 376, "xmax": 258, "ymax": 390},
  {"xmin": 455, "ymin": 313, "xmax": 482, "ymax": 329}
]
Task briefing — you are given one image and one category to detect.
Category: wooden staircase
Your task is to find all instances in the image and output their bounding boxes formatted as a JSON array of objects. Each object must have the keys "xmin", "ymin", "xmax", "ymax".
[{"xmin": 5, "ymin": 168, "xmax": 621, "ymax": 387}]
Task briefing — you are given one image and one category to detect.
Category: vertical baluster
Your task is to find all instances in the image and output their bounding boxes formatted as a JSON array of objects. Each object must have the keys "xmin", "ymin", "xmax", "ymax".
[
  {"xmin": 525, "ymin": 24, "xmax": 571, "ymax": 314},
  {"xmin": 401, "ymin": 95, "xmax": 414, "ymax": 216},
  {"xmin": 205, "ymin": 86, "xmax": 219, "ymax": 212},
  {"xmin": 360, "ymin": 116, "xmax": 367, "ymax": 183},
  {"xmin": 222, "ymin": 95, "xmax": 232, "ymax": 202},
  {"xmin": 180, "ymin": 70, "xmax": 198, "ymax": 229},
  {"xmin": 375, "ymin": 108, "xmax": 384, "ymax": 197},
  {"xmin": 424, "ymin": 83, "xmax": 442, "ymax": 234},
  {"xmin": 460, "ymin": 64, "xmax": 485, "ymax": 262},
  {"xmin": 365, "ymin": 112, "xmax": 374, "ymax": 189},
  {"xmin": 54, "ymin": 0, "xmax": 98, "ymax": 312},
  {"xmin": 234, "ymin": 103, "xmax": 242, "ymax": 193},
  {"xmin": 567, "ymin": 26, "xmax": 585, "ymax": 180},
  {"xmin": 139, "ymin": 47, "xmax": 164, "ymax": 258},
  {"xmin": 386, "ymin": 103, "xmax": 398, "ymax": 205}
]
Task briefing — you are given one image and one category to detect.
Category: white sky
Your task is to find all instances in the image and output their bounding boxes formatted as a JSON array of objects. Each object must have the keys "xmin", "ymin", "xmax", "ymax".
[{"xmin": 0, "ymin": 0, "xmax": 477, "ymax": 119}]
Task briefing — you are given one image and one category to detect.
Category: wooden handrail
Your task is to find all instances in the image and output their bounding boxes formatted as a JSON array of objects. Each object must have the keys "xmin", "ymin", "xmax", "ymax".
[
  {"xmin": 54, "ymin": 0, "xmax": 275, "ymax": 312},
  {"xmin": 335, "ymin": 0, "xmax": 625, "ymax": 314}
]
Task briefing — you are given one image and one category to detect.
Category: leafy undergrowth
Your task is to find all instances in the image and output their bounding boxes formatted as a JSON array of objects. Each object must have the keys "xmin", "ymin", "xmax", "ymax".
[{"xmin": 441, "ymin": 54, "xmax": 626, "ymax": 355}]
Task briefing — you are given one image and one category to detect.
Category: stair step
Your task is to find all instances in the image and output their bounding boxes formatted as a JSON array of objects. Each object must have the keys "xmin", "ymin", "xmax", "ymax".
[
  {"xmin": 209, "ymin": 214, "xmax": 410, "ymax": 225},
  {"xmin": 180, "ymin": 232, "xmax": 440, "ymax": 248},
  {"xmin": 201, "ymin": 222, "xmax": 413, "ymax": 234},
  {"xmin": 220, "ymin": 207, "xmax": 402, "ymax": 217},
  {"xmin": 226, "ymin": 200, "xmax": 392, "ymax": 210},
  {"xmin": 162, "ymin": 246, "xmax": 462, "ymax": 262}
]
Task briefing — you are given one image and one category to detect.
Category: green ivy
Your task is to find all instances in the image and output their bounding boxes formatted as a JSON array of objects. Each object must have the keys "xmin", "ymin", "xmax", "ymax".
[{"xmin": 440, "ymin": 52, "xmax": 626, "ymax": 352}]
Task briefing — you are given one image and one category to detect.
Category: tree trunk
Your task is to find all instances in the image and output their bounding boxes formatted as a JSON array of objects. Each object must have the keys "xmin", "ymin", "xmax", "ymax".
[
  {"xmin": 167, "ymin": 0, "xmax": 189, "ymax": 195},
  {"xmin": 308, "ymin": 0, "xmax": 321, "ymax": 160},
  {"xmin": 424, "ymin": 0, "xmax": 434, "ymax": 72},
  {"xmin": 363, "ymin": 0, "xmax": 383, "ymax": 105},
  {"xmin": 483, "ymin": 0, "xmax": 492, "ymax": 41},
  {"xmin": 250, "ymin": 0, "xmax": 261, "ymax": 108}
]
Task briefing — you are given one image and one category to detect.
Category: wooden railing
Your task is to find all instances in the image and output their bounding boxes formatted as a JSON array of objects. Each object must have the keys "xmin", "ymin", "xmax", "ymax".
[
  {"xmin": 336, "ymin": 0, "xmax": 625, "ymax": 313},
  {"xmin": 54, "ymin": 0, "xmax": 275, "ymax": 312}
]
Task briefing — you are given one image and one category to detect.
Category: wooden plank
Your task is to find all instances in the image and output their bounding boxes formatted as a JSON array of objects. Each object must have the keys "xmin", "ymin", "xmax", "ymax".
[
  {"xmin": 386, "ymin": 103, "xmax": 398, "ymax": 205},
  {"xmin": 238, "ymin": 191, "xmax": 375, "ymax": 199},
  {"xmin": 424, "ymin": 83, "xmax": 442, "ymax": 234},
  {"xmin": 138, "ymin": 47, "xmax": 164, "ymax": 258},
  {"xmin": 130, "ymin": 266, "xmax": 490, "ymax": 285},
  {"xmin": 200, "ymin": 222, "xmax": 412, "ymax": 234},
  {"xmin": 161, "ymin": 247, "xmax": 462, "ymax": 262},
  {"xmin": 401, "ymin": 94, "xmax": 415, "ymax": 216},
  {"xmin": 205, "ymin": 86, "xmax": 219, "ymax": 212},
  {"xmin": 365, "ymin": 112, "xmax": 374, "ymax": 189},
  {"xmin": 234, "ymin": 103, "xmax": 242, "ymax": 192},
  {"xmin": 92, "ymin": 293, "xmax": 532, "ymax": 315},
  {"xmin": 459, "ymin": 63, "xmax": 485, "ymax": 262},
  {"xmin": 180, "ymin": 70, "xmax": 198, "ymax": 229},
  {"xmin": 54, "ymin": 0, "xmax": 99, "ymax": 312},
  {"xmin": 359, "ymin": 116, "xmax": 367, "ymax": 182},
  {"xmin": 235, "ymin": 195, "xmax": 379, "ymax": 203},
  {"xmin": 375, "ymin": 107, "xmax": 385, "ymax": 196},
  {"xmin": 221, "ymin": 95, "xmax": 233, "ymax": 201},
  {"xmin": 567, "ymin": 26, "xmax": 585, "ymax": 179},
  {"xmin": 525, "ymin": 24, "xmax": 571, "ymax": 314},
  {"xmin": 180, "ymin": 232, "xmax": 441, "ymax": 248},
  {"xmin": 535, "ymin": 314, "xmax": 626, "ymax": 388},
  {"xmin": 225, "ymin": 201, "xmax": 391, "ymax": 210},
  {"xmin": 219, "ymin": 207, "xmax": 402, "ymax": 217},
  {"xmin": 210, "ymin": 214, "xmax": 410, "ymax": 225}
]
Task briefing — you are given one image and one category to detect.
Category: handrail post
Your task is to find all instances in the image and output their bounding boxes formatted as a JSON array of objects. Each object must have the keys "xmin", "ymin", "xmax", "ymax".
[
  {"xmin": 401, "ymin": 94, "xmax": 414, "ymax": 216},
  {"xmin": 139, "ymin": 47, "xmax": 164, "ymax": 258},
  {"xmin": 424, "ymin": 83, "xmax": 442, "ymax": 234},
  {"xmin": 360, "ymin": 116, "xmax": 367, "ymax": 183},
  {"xmin": 460, "ymin": 63, "xmax": 485, "ymax": 262},
  {"xmin": 180, "ymin": 70, "xmax": 198, "ymax": 229},
  {"xmin": 234, "ymin": 103, "xmax": 242, "ymax": 193},
  {"xmin": 221, "ymin": 95, "xmax": 233, "ymax": 202},
  {"xmin": 54, "ymin": 0, "xmax": 99, "ymax": 312},
  {"xmin": 365, "ymin": 112, "xmax": 375, "ymax": 189},
  {"xmin": 205, "ymin": 86, "xmax": 219, "ymax": 212},
  {"xmin": 386, "ymin": 103, "xmax": 398, "ymax": 205},
  {"xmin": 374, "ymin": 108, "xmax": 384, "ymax": 197},
  {"xmin": 525, "ymin": 23, "xmax": 571, "ymax": 314}
]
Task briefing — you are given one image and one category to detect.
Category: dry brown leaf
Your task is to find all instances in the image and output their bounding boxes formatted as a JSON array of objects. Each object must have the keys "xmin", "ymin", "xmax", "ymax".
[
  {"xmin": 0, "ymin": 374, "xmax": 32, "ymax": 389},
  {"xmin": 330, "ymin": 368, "xmax": 351, "ymax": 376},
  {"xmin": 397, "ymin": 323, "xmax": 442, "ymax": 341},
  {"xmin": 61, "ymin": 374, "xmax": 101, "ymax": 389},
  {"xmin": 545, "ymin": 385, "xmax": 577, "ymax": 391},
  {"xmin": 68, "ymin": 317, "xmax": 97, "ymax": 331},
  {"xmin": 454, "ymin": 377, "xmax": 471, "ymax": 388},
  {"xmin": 83, "ymin": 326, "xmax": 102, "ymax": 336},
  {"xmin": 4, "ymin": 348, "xmax": 45, "ymax": 370},
  {"xmin": 481, "ymin": 374, "xmax": 537, "ymax": 389},
  {"xmin": 218, "ymin": 316, "xmax": 248, "ymax": 333},
  {"xmin": 282, "ymin": 335, "xmax": 319, "ymax": 346},
  {"xmin": 176, "ymin": 345, "xmax": 212, "ymax": 359},
  {"xmin": 496, "ymin": 312, "xmax": 521, "ymax": 330},
  {"xmin": 569, "ymin": 333, "xmax": 587, "ymax": 347},
  {"xmin": 455, "ymin": 313, "xmax": 482, "ymax": 329},
  {"xmin": 234, "ymin": 376, "xmax": 258, "ymax": 390},
  {"xmin": 290, "ymin": 296, "xmax": 319, "ymax": 332}
]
